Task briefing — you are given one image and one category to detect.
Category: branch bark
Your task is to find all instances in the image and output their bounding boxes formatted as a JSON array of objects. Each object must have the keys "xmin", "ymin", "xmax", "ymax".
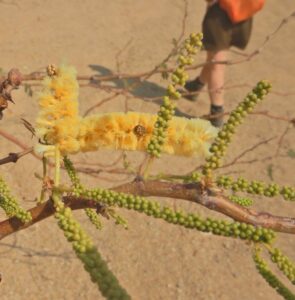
[
  {"xmin": 0, "ymin": 148, "xmax": 33, "ymax": 166},
  {"xmin": 1, "ymin": 180, "xmax": 294, "ymax": 241}
]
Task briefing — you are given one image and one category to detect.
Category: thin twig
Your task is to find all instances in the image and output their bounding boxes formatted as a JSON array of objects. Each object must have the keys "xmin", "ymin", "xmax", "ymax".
[
  {"xmin": 0, "ymin": 147, "xmax": 33, "ymax": 166},
  {"xmin": 73, "ymin": 152, "xmax": 124, "ymax": 169},
  {"xmin": 275, "ymin": 124, "xmax": 291, "ymax": 156},
  {"xmin": 21, "ymin": 11, "xmax": 295, "ymax": 88},
  {"xmin": 220, "ymin": 136, "xmax": 277, "ymax": 169},
  {"xmin": 83, "ymin": 92, "xmax": 121, "ymax": 116}
]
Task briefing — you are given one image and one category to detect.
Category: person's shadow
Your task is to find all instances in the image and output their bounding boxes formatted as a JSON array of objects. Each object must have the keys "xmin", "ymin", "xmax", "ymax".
[{"xmin": 88, "ymin": 64, "xmax": 193, "ymax": 118}]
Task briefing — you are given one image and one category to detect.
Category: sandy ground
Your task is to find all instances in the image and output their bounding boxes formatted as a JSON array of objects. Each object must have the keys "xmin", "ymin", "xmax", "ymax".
[{"xmin": 0, "ymin": 0, "xmax": 295, "ymax": 299}]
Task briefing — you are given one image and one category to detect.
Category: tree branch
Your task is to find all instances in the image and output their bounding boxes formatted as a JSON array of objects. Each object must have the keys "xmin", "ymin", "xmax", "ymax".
[
  {"xmin": 1, "ymin": 180, "xmax": 294, "ymax": 241},
  {"xmin": 112, "ymin": 180, "xmax": 295, "ymax": 234},
  {"xmin": 0, "ymin": 197, "xmax": 100, "ymax": 240},
  {"xmin": 0, "ymin": 147, "xmax": 33, "ymax": 166}
]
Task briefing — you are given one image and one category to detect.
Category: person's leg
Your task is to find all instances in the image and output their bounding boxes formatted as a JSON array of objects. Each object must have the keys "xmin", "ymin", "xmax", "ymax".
[
  {"xmin": 197, "ymin": 53, "xmax": 211, "ymax": 85},
  {"xmin": 184, "ymin": 51, "xmax": 215, "ymax": 92},
  {"xmin": 183, "ymin": 50, "xmax": 226, "ymax": 100},
  {"xmin": 205, "ymin": 50, "xmax": 227, "ymax": 106},
  {"xmin": 182, "ymin": 49, "xmax": 227, "ymax": 127},
  {"xmin": 204, "ymin": 50, "xmax": 227, "ymax": 127},
  {"xmin": 183, "ymin": 75, "xmax": 206, "ymax": 100}
]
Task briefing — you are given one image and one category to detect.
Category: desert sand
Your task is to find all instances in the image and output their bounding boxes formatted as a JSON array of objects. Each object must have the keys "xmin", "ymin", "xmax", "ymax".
[{"xmin": 0, "ymin": 0, "xmax": 295, "ymax": 299}]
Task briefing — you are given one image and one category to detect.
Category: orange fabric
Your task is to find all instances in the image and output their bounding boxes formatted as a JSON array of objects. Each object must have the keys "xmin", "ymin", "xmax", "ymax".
[{"xmin": 219, "ymin": 0, "xmax": 265, "ymax": 24}]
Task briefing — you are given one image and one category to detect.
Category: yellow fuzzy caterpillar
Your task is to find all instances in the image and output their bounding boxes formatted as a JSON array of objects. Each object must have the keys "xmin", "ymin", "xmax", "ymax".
[
  {"xmin": 78, "ymin": 112, "xmax": 218, "ymax": 158},
  {"xmin": 35, "ymin": 65, "xmax": 218, "ymax": 158},
  {"xmin": 35, "ymin": 65, "xmax": 80, "ymax": 154}
]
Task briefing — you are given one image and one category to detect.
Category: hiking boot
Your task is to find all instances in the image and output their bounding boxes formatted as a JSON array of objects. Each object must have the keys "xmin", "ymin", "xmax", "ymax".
[
  {"xmin": 210, "ymin": 105, "xmax": 224, "ymax": 128},
  {"xmin": 182, "ymin": 77, "xmax": 205, "ymax": 101}
]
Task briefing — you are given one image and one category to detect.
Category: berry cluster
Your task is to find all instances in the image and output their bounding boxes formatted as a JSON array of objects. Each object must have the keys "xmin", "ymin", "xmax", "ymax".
[
  {"xmin": 84, "ymin": 208, "xmax": 103, "ymax": 230},
  {"xmin": 269, "ymin": 248, "xmax": 295, "ymax": 284},
  {"xmin": 178, "ymin": 33, "xmax": 203, "ymax": 68},
  {"xmin": 107, "ymin": 208, "xmax": 129, "ymax": 229},
  {"xmin": 253, "ymin": 247, "xmax": 295, "ymax": 300},
  {"xmin": 203, "ymin": 80, "xmax": 272, "ymax": 177},
  {"xmin": 147, "ymin": 33, "xmax": 203, "ymax": 158},
  {"xmin": 147, "ymin": 96, "xmax": 176, "ymax": 158},
  {"xmin": 54, "ymin": 198, "xmax": 93, "ymax": 253},
  {"xmin": 64, "ymin": 157, "xmax": 128, "ymax": 230},
  {"xmin": 0, "ymin": 175, "xmax": 32, "ymax": 223},
  {"xmin": 76, "ymin": 187, "xmax": 275, "ymax": 243},
  {"xmin": 64, "ymin": 157, "xmax": 105, "ymax": 230},
  {"xmin": 228, "ymin": 195, "xmax": 253, "ymax": 207},
  {"xmin": 78, "ymin": 247, "xmax": 130, "ymax": 300},
  {"xmin": 52, "ymin": 192, "xmax": 130, "ymax": 300},
  {"xmin": 184, "ymin": 171, "xmax": 202, "ymax": 183},
  {"xmin": 63, "ymin": 156, "xmax": 81, "ymax": 187},
  {"xmin": 280, "ymin": 186, "xmax": 295, "ymax": 201},
  {"xmin": 216, "ymin": 175, "xmax": 295, "ymax": 201}
]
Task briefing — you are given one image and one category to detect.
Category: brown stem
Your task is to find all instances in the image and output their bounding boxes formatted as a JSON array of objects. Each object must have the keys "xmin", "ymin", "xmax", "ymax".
[
  {"xmin": 0, "ymin": 197, "xmax": 98, "ymax": 240},
  {"xmin": 112, "ymin": 180, "xmax": 295, "ymax": 234},
  {"xmin": 0, "ymin": 147, "xmax": 33, "ymax": 166},
  {"xmin": 1, "ymin": 180, "xmax": 295, "ymax": 240}
]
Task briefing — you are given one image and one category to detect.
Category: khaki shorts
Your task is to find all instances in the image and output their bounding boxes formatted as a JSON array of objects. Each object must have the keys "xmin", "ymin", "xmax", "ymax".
[{"xmin": 202, "ymin": 3, "xmax": 253, "ymax": 51}]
